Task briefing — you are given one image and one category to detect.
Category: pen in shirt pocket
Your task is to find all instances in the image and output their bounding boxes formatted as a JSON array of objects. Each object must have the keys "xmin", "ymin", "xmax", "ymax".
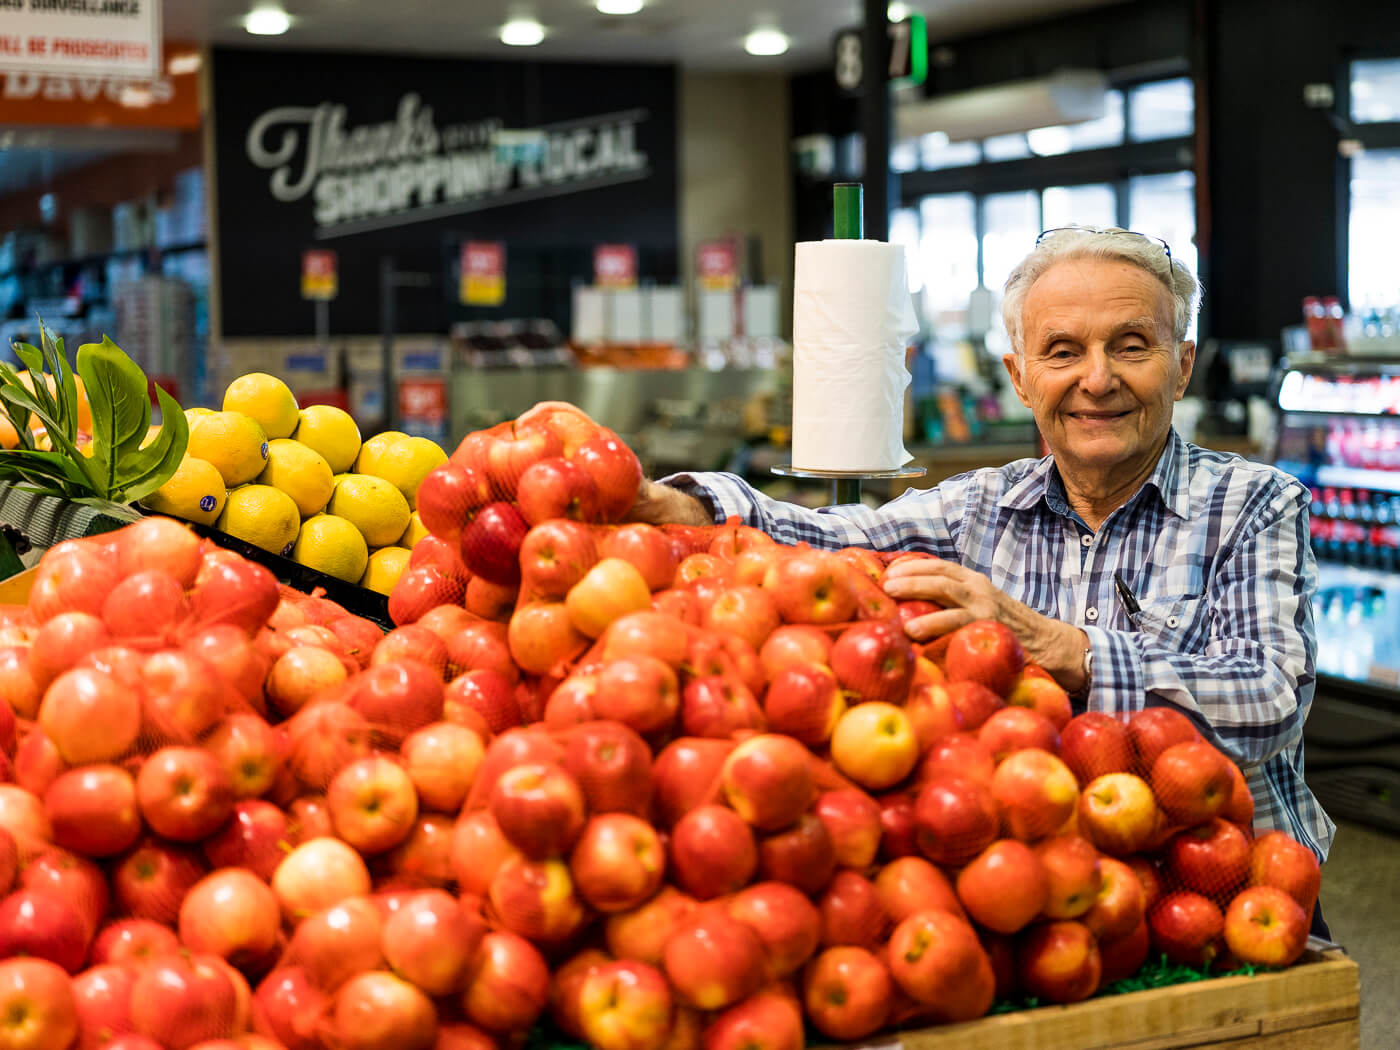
[{"xmin": 1113, "ymin": 571, "xmax": 1141, "ymax": 617}]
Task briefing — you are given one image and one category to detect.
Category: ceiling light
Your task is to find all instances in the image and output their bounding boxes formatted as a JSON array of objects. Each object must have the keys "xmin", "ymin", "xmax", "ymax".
[
  {"xmin": 744, "ymin": 28, "xmax": 788, "ymax": 56},
  {"xmin": 597, "ymin": 0, "xmax": 644, "ymax": 13},
  {"xmin": 501, "ymin": 17, "xmax": 545, "ymax": 45},
  {"xmin": 244, "ymin": 6, "xmax": 291, "ymax": 35},
  {"xmin": 888, "ymin": 2, "xmax": 910, "ymax": 20}
]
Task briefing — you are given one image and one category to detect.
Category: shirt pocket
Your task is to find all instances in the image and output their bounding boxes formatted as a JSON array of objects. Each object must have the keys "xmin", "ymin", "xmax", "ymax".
[{"xmin": 1131, "ymin": 594, "xmax": 1210, "ymax": 651}]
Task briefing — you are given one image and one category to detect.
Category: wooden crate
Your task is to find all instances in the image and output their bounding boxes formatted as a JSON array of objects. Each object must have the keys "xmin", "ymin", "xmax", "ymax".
[{"xmin": 867, "ymin": 950, "xmax": 1359, "ymax": 1050}]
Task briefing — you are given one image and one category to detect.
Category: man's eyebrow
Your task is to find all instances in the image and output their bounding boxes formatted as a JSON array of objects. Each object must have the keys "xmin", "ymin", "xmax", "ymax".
[{"xmin": 1107, "ymin": 317, "xmax": 1163, "ymax": 339}]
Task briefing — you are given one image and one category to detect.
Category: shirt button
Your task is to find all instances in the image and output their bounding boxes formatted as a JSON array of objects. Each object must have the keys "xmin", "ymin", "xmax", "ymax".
[
  {"xmin": 1085, "ymin": 607, "xmax": 1099, "ymax": 621},
  {"xmin": 1167, "ymin": 616, "xmax": 1180, "ymax": 628},
  {"xmin": 1080, "ymin": 534, "xmax": 1093, "ymax": 547}
]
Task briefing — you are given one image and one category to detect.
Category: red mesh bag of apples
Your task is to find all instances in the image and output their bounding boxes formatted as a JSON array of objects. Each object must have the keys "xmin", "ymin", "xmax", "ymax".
[{"xmin": 0, "ymin": 402, "xmax": 1329, "ymax": 1050}]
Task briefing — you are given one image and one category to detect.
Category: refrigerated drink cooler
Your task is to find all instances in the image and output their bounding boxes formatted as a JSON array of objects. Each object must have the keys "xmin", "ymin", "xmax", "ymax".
[{"xmin": 1269, "ymin": 356, "xmax": 1400, "ymax": 833}]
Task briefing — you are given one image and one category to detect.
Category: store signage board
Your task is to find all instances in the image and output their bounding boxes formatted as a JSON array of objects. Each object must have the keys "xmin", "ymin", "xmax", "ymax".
[
  {"xmin": 301, "ymin": 250, "xmax": 339, "ymax": 301},
  {"xmin": 0, "ymin": 0, "xmax": 161, "ymax": 79},
  {"xmin": 0, "ymin": 43, "xmax": 199, "ymax": 129},
  {"xmin": 833, "ymin": 14, "xmax": 928, "ymax": 93},
  {"xmin": 398, "ymin": 378, "xmax": 449, "ymax": 444},
  {"xmin": 594, "ymin": 243, "xmax": 638, "ymax": 288},
  {"xmin": 697, "ymin": 240, "xmax": 738, "ymax": 292},
  {"xmin": 460, "ymin": 241, "xmax": 506, "ymax": 306}
]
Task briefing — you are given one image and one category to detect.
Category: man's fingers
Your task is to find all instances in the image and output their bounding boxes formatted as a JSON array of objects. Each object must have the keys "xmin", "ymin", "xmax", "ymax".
[
  {"xmin": 884, "ymin": 573, "xmax": 966, "ymax": 607},
  {"xmin": 903, "ymin": 608, "xmax": 973, "ymax": 642},
  {"xmin": 883, "ymin": 557, "xmax": 961, "ymax": 581}
]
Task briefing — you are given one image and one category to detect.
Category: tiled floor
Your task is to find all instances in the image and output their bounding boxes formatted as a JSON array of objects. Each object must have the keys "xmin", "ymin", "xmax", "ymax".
[{"xmin": 1320, "ymin": 820, "xmax": 1400, "ymax": 1050}]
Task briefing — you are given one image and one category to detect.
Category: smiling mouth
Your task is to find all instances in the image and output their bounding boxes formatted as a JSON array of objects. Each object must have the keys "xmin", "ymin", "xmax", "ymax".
[{"xmin": 1068, "ymin": 410, "xmax": 1132, "ymax": 420}]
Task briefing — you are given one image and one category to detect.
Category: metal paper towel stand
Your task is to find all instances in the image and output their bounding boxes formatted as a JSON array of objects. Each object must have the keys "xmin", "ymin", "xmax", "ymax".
[{"xmin": 773, "ymin": 182, "xmax": 926, "ymax": 508}]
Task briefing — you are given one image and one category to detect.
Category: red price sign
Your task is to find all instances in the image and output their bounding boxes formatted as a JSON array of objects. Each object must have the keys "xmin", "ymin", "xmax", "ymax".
[
  {"xmin": 301, "ymin": 250, "xmax": 338, "ymax": 301},
  {"xmin": 398, "ymin": 378, "xmax": 447, "ymax": 425},
  {"xmin": 460, "ymin": 241, "xmax": 506, "ymax": 306},
  {"xmin": 697, "ymin": 240, "xmax": 738, "ymax": 291},
  {"xmin": 594, "ymin": 243, "xmax": 638, "ymax": 288}
]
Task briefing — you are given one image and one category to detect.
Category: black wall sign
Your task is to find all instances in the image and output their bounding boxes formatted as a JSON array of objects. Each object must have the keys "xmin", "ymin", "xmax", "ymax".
[{"xmin": 211, "ymin": 48, "xmax": 679, "ymax": 337}]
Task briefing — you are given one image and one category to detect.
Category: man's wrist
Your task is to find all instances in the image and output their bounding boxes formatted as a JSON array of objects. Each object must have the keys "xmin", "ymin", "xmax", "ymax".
[{"xmin": 1025, "ymin": 616, "xmax": 1090, "ymax": 696}]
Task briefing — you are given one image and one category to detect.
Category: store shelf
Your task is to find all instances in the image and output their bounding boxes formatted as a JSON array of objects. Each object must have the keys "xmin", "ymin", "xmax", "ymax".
[{"xmin": 0, "ymin": 239, "xmax": 207, "ymax": 280}]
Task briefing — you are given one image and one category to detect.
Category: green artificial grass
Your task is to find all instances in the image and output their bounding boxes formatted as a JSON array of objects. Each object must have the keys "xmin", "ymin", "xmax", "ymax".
[{"xmin": 989, "ymin": 952, "xmax": 1273, "ymax": 1015}]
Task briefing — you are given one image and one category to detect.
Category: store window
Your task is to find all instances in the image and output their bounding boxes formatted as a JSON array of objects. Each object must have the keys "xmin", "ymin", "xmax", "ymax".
[
  {"xmin": 920, "ymin": 133, "xmax": 982, "ymax": 170},
  {"xmin": 890, "ymin": 140, "xmax": 920, "ymax": 174},
  {"xmin": 1127, "ymin": 170, "xmax": 1198, "ymax": 338},
  {"xmin": 889, "ymin": 207, "xmax": 923, "ymax": 293},
  {"xmin": 1348, "ymin": 150, "xmax": 1400, "ymax": 308},
  {"xmin": 982, "ymin": 133, "xmax": 1032, "ymax": 162},
  {"xmin": 981, "ymin": 191, "xmax": 1041, "ymax": 294},
  {"xmin": 1351, "ymin": 59, "xmax": 1400, "ymax": 124},
  {"xmin": 1027, "ymin": 90, "xmax": 1126, "ymax": 155},
  {"xmin": 1128, "ymin": 77, "xmax": 1194, "ymax": 141},
  {"xmin": 916, "ymin": 193, "xmax": 979, "ymax": 331},
  {"xmin": 1042, "ymin": 184, "xmax": 1117, "ymax": 230}
]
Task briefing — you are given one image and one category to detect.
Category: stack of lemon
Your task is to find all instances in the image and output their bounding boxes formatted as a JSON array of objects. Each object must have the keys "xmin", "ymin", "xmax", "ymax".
[{"xmin": 140, "ymin": 372, "xmax": 447, "ymax": 595}]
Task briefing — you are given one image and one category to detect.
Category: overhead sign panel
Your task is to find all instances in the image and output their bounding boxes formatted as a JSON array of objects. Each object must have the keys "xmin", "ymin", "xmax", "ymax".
[{"xmin": 0, "ymin": 0, "xmax": 162, "ymax": 80}]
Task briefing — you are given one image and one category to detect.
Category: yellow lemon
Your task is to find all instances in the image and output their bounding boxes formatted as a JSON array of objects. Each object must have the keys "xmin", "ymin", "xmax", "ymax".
[
  {"xmin": 141, "ymin": 455, "xmax": 227, "ymax": 525},
  {"xmin": 1, "ymin": 415, "xmax": 19, "ymax": 449},
  {"xmin": 294, "ymin": 405, "xmax": 362, "ymax": 475},
  {"xmin": 18, "ymin": 372, "xmax": 92, "ymax": 433},
  {"xmin": 293, "ymin": 514, "xmax": 369, "ymax": 584},
  {"xmin": 187, "ymin": 411, "xmax": 269, "ymax": 487},
  {"xmin": 257, "ymin": 438, "xmax": 335, "ymax": 518},
  {"xmin": 354, "ymin": 431, "xmax": 408, "ymax": 476},
  {"xmin": 216, "ymin": 484, "xmax": 301, "ymax": 555},
  {"xmin": 398, "ymin": 511, "xmax": 429, "ymax": 549},
  {"xmin": 223, "ymin": 372, "xmax": 300, "ymax": 439},
  {"xmin": 326, "ymin": 473, "xmax": 412, "ymax": 548},
  {"xmin": 360, "ymin": 546, "xmax": 412, "ymax": 595},
  {"xmin": 368, "ymin": 436, "xmax": 447, "ymax": 508},
  {"xmin": 184, "ymin": 407, "xmax": 215, "ymax": 423}
]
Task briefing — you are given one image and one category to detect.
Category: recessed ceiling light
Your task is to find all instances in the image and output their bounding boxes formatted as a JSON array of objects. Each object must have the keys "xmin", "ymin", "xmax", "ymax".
[
  {"xmin": 888, "ymin": 2, "xmax": 910, "ymax": 20},
  {"xmin": 744, "ymin": 28, "xmax": 789, "ymax": 56},
  {"xmin": 244, "ymin": 6, "xmax": 291, "ymax": 35},
  {"xmin": 597, "ymin": 0, "xmax": 644, "ymax": 13},
  {"xmin": 501, "ymin": 17, "xmax": 545, "ymax": 45}
]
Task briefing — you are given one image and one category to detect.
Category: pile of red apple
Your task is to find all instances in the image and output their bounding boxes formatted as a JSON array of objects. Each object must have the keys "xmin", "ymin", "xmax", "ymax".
[{"xmin": 0, "ymin": 406, "xmax": 1326, "ymax": 1050}]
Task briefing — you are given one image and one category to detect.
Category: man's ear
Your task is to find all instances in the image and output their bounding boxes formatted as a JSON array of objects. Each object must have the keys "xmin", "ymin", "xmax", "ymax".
[
  {"xmin": 1175, "ymin": 340, "xmax": 1196, "ymax": 400},
  {"xmin": 1003, "ymin": 353, "xmax": 1031, "ymax": 407}
]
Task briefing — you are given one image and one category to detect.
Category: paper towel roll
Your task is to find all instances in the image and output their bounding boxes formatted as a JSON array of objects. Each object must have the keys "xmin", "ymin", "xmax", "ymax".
[{"xmin": 791, "ymin": 239, "xmax": 918, "ymax": 472}]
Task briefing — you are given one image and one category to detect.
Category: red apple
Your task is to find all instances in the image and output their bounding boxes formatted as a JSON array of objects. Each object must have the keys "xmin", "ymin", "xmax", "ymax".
[
  {"xmin": 134, "ymin": 746, "xmax": 234, "ymax": 842},
  {"xmin": 179, "ymin": 868, "xmax": 281, "ymax": 971},
  {"xmin": 1077, "ymin": 772, "xmax": 1161, "ymax": 857},
  {"xmin": 284, "ymin": 701, "xmax": 373, "ymax": 792},
  {"xmin": 650, "ymin": 737, "xmax": 730, "ymax": 827},
  {"xmin": 1082, "ymin": 855, "xmax": 1147, "ymax": 943},
  {"xmin": 705, "ymin": 987, "xmax": 802, "ymax": 1050},
  {"xmin": 1149, "ymin": 890, "xmax": 1224, "ymax": 967},
  {"xmin": 103, "ymin": 571, "xmax": 188, "ymax": 643},
  {"xmin": 381, "ymin": 889, "xmax": 485, "ymax": 997},
  {"xmin": 942, "ymin": 680, "xmax": 1004, "ymax": 732},
  {"xmin": 203, "ymin": 714, "xmax": 284, "ymax": 800},
  {"xmin": 1151, "ymin": 740, "xmax": 1232, "ymax": 826},
  {"xmin": 1060, "ymin": 711, "xmax": 1134, "ymax": 786},
  {"xmin": 28, "ymin": 612, "xmax": 110, "ymax": 688},
  {"xmin": 669, "ymin": 804, "xmax": 756, "ymax": 900},
  {"xmin": 1127, "ymin": 856, "xmax": 1164, "ymax": 912},
  {"xmin": 508, "ymin": 602, "xmax": 589, "ymax": 676},
  {"xmin": 912, "ymin": 776, "xmax": 998, "ymax": 867},
  {"xmin": 445, "ymin": 668, "xmax": 518, "ymax": 735},
  {"xmin": 459, "ymin": 931, "xmax": 551, "ymax": 1035},
  {"xmin": 1004, "ymin": 673, "xmax": 1073, "ymax": 730},
  {"xmin": 460, "ymin": 502, "xmax": 529, "ymax": 587},
  {"xmin": 721, "ymin": 734, "xmax": 815, "ymax": 831},
  {"xmin": 1127, "ymin": 707, "xmax": 1201, "ymax": 774},
  {"xmin": 130, "ymin": 953, "xmax": 241, "ymax": 1050},
  {"xmin": 1249, "ymin": 831, "xmax": 1322, "ymax": 916},
  {"xmin": 253, "ymin": 967, "xmax": 330, "ymax": 1050},
  {"xmin": 1017, "ymin": 920, "xmax": 1101, "ymax": 1004},
  {"xmin": 400, "ymin": 722, "xmax": 484, "ymax": 813},
  {"xmin": 72, "ymin": 962, "xmax": 137, "ymax": 1050},
  {"xmin": 813, "ymin": 789, "xmax": 882, "ymax": 870},
  {"xmin": 29, "ymin": 545, "xmax": 120, "ymax": 623},
  {"xmin": 1035, "ymin": 834, "xmax": 1102, "ymax": 919},
  {"xmin": 389, "ymin": 567, "xmax": 466, "ymax": 627},
  {"xmin": 329, "ymin": 971, "xmax": 436, "ymax": 1050},
  {"xmin": 727, "ymin": 881, "xmax": 820, "ymax": 977},
  {"xmin": 0, "ymin": 827, "xmax": 14, "ymax": 896},
  {"xmin": 1223, "ymin": 885, "xmax": 1309, "ymax": 967},
  {"xmin": 567, "ymin": 559, "xmax": 653, "ymax": 639},
  {"xmin": 189, "ymin": 558, "xmax": 280, "ymax": 636},
  {"xmin": 271, "ymin": 838, "xmax": 372, "ymax": 924},
  {"xmin": 0, "ymin": 957, "xmax": 80, "ymax": 1050},
  {"xmin": 348, "ymin": 660, "xmax": 445, "ymax": 748},
  {"xmin": 979, "ymin": 707, "xmax": 1060, "ymax": 761},
  {"xmin": 662, "ymin": 910, "xmax": 766, "ymax": 1011},
  {"xmin": 576, "ymin": 961, "xmax": 673, "ymax": 1050},
  {"xmin": 489, "ymin": 762, "xmax": 586, "ymax": 859},
  {"xmin": 761, "ymin": 664, "xmax": 843, "ymax": 746},
  {"xmin": 0, "ymin": 647, "xmax": 43, "ymax": 720},
  {"xmin": 829, "ymin": 621, "xmax": 915, "ymax": 704},
  {"xmin": 877, "ymin": 792, "xmax": 916, "ymax": 860},
  {"xmin": 990, "ymin": 747, "xmax": 1080, "ymax": 841},
  {"xmin": 1222, "ymin": 760, "xmax": 1255, "ymax": 826},
  {"xmin": 560, "ymin": 719, "xmax": 653, "ymax": 817},
  {"xmin": 184, "ymin": 625, "xmax": 270, "ymax": 707},
  {"xmin": 197, "ymin": 801, "xmax": 286, "ymax": 882},
  {"xmin": 386, "ymin": 812, "xmax": 456, "ymax": 886},
  {"xmin": 112, "ymin": 839, "xmax": 205, "ymax": 925},
  {"xmin": 14, "ymin": 732, "xmax": 66, "ymax": 798},
  {"xmin": 818, "ymin": 870, "xmax": 888, "ymax": 949},
  {"xmin": 327, "ymin": 755, "xmax": 419, "ymax": 855},
  {"xmin": 702, "ymin": 586, "xmax": 780, "ymax": 653},
  {"xmin": 903, "ymin": 682, "xmax": 962, "ymax": 751},
  {"xmin": 758, "ymin": 625, "xmax": 833, "ymax": 677},
  {"xmin": 680, "ymin": 674, "xmax": 765, "ymax": 739},
  {"xmin": 0, "ymin": 888, "xmax": 91, "ymax": 973},
  {"xmin": 569, "ymin": 813, "xmax": 665, "ymax": 913},
  {"xmin": 874, "ymin": 856, "xmax": 965, "ymax": 924},
  {"xmin": 603, "ymin": 885, "xmax": 698, "ymax": 968},
  {"xmin": 286, "ymin": 896, "xmax": 383, "ymax": 991},
  {"xmin": 593, "ymin": 656, "xmax": 680, "ymax": 736},
  {"xmin": 601, "ymin": 611, "xmax": 691, "ymax": 669},
  {"xmin": 1098, "ymin": 916, "xmax": 1151, "ymax": 987},
  {"xmin": 760, "ymin": 551, "xmax": 856, "ymax": 625},
  {"xmin": 44, "ymin": 764, "xmax": 141, "ymax": 857},
  {"xmin": 416, "ymin": 462, "xmax": 491, "ymax": 541},
  {"xmin": 955, "ymin": 839, "xmax": 1049, "ymax": 934},
  {"xmin": 944, "ymin": 620, "xmax": 1025, "ymax": 697},
  {"xmin": 488, "ymin": 855, "xmax": 588, "ymax": 945},
  {"xmin": 599, "ymin": 525, "xmax": 677, "ymax": 591},
  {"xmin": 1168, "ymin": 818, "xmax": 1251, "ymax": 899},
  {"xmin": 886, "ymin": 909, "xmax": 995, "ymax": 1021},
  {"xmin": 918, "ymin": 732, "xmax": 995, "ymax": 790},
  {"xmin": 801, "ymin": 946, "xmax": 891, "ymax": 1042},
  {"xmin": 37, "ymin": 667, "xmax": 141, "ymax": 766},
  {"xmin": 519, "ymin": 520, "xmax": 599, "ymax": 600}
]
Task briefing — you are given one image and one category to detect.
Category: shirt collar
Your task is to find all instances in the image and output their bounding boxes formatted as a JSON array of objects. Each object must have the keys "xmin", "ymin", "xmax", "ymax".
[{"xmin": 997, "ymin": 428, "xmax": 1191, "ymax": 521}]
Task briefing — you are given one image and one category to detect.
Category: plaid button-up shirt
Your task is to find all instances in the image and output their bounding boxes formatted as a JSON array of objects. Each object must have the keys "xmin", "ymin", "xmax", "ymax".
[{"xmin": 664, "ymin": 428, "xmax": 1335, "ymax": 861}]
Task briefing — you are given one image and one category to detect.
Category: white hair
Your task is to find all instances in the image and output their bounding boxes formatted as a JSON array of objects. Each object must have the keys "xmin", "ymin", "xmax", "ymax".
[{"xmin": 1001, "ymin": 225, "xmax": 1202, "ymax": 354}]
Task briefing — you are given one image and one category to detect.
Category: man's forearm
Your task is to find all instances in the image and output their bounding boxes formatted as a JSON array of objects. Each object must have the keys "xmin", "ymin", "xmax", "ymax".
[
  {"xmin": 626, "ymin": 480, "xmax": 716, "ymax": 527},
  {"xmin": 1010, "ymin": 608, "xmax": 1089, "ymax": 695}
]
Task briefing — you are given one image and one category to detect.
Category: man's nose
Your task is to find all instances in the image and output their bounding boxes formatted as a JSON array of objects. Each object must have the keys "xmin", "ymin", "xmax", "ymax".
[{"xmin": 1078, "ymin": 346, "xmax": 1117, "ymax": 395}]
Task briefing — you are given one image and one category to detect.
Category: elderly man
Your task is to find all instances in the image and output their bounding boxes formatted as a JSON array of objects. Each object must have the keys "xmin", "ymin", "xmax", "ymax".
[{"xmin": 633, "ymin": 226, "xmax": 1334, "ymax": 886}]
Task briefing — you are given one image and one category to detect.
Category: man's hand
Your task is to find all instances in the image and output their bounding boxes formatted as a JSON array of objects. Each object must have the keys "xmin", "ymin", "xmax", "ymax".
[
  {"xmin": 625, "ymin": 480, "xmax": 715, "ymax": 527},
  {"xmin": 882, "ymin": 558, "xmax": 1089, "ymax": 694}
]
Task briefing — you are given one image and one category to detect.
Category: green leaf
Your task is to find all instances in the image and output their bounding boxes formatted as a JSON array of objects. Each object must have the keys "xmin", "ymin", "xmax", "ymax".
[
  {"xmin": 0, "ymin": 446, "xmax": 92, "ymax": 498},
  {"xmin": 77, "ymin": 336, "xmax": 152, "ymax": 497},
  {"xmin": 111, "ymin": 384, "xmax": 190, "ymax": 502},
  {"xmin": 41, "ymin": 325, "xmax": 80, "ymax": 446}
]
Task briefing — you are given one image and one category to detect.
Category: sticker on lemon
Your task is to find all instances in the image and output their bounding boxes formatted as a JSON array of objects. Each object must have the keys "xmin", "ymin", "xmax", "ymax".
[
  {"xmin": 293, "ymin": 514, "xmax": 369, "ymax": 584},
  {"xmin": 326, "ymin": 474, "xmax": 411, "ymax": 548},
  {"xmin": 188, "ymin": 411, "xmax": 269, "ymax": 487},
  {"xmin": 223, "ymin": 373, "xmax": 300, "ymax": 439},
  {"xmin": 367, "ymin": 436, "xmax": 447, "ymax": 508},
  {"xmin": 360, "ymin": 546, "xmax": 411, "ymax": 595},
  {"xmin": 217, "ymin": 484, "xmax": 301, "ymax": 555},
  {"xmin": 354, "ymin": 431, "xmax": 408, "ymax": 476},
  {"xmin": 141, "ymin": 456, "xmax": 228, "ymax": 525},
  {"xmin": 258, "ymin": 439, "xmax": 335, "ymax": 518},
  {"xmin": 295, "ymin": 405, "xmax": 361, "ymax": 475}
]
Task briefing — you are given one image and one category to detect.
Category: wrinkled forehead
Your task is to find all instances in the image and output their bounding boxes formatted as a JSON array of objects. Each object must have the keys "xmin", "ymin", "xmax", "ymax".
[{"xmin": 1021, "ymin": 256, "xmax": 1175, "ymax": 343}]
